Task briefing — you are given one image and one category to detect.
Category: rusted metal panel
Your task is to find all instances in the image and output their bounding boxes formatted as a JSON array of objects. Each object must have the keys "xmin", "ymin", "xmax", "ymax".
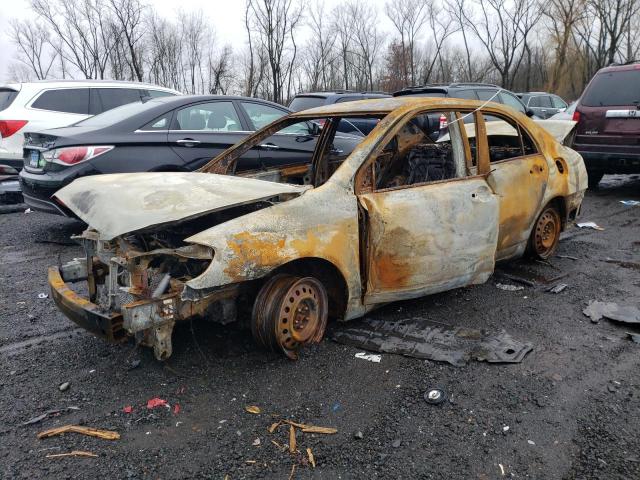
[
  {"xmin": 359, "ymin": 178, "xmax": 499, "ymax": 304},
  {"xmin": 185, "ymin": 181, "xmax": 366, "ymax": 319},
  {"xmin": 54, "ymin": 172, "xmax": 310, "ymax": 240}
]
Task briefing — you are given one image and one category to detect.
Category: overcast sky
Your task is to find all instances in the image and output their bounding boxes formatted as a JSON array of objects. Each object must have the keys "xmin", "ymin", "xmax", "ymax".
[{"xmin": 0, "ymin": 0, "xmax": 396, "ymax": 83}]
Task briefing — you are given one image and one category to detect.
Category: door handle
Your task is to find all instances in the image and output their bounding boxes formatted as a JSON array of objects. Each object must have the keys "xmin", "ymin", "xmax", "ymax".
[
  {"xmin": 176, "ymin": 138, "xmax": 201, "ymax": 146},
  {"xmin": 259, "ymin": 143, "xmax": 280, "ymax": 150}
]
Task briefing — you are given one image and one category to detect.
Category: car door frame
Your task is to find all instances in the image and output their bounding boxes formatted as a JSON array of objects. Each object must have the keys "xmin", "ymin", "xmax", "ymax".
[
  {"xmin": 480, "ymin": 107, "xmax": 549, "ymax": 259},
  {"xmin": 353, "ymin": 108, "xmax": 500, "ymax": 305}
]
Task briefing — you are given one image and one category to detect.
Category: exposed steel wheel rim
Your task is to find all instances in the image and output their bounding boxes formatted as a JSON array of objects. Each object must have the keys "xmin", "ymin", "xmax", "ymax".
[
  {"xmin": 252, "ymin": 275, "xmax": 328, "ymax": 360},
  {"xmin": 533, "ymin": 208, "xmax": 561, "ymax": 258}
]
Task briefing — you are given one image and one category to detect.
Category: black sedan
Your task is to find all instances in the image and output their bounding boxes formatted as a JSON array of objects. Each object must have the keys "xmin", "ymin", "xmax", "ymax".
[{"xmin": 20, "ymin": 95, "xmax": 356, "ymax": 215}]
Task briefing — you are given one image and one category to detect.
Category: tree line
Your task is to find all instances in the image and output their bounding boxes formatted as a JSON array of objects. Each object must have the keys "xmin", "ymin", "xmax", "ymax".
[{"xmin": 9, "ymin": 0, "xmax": 640, "ymax": 103}]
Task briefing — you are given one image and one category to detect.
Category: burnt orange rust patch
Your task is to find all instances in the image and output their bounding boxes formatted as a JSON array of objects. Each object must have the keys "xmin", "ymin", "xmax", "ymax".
[
  {"xmin": 224, "ymin": 232, "xmax": 286, "ymax": 280},
  {"xmin": 373, "ymin": 254, "xmax": 414, "ymax": 289}
]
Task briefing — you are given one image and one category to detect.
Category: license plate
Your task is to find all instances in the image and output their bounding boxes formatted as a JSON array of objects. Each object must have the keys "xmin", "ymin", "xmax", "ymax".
[
  {"xmin": 605, "ymin": 109, "xmax": 640, "ymax": 118},
  {"xmin": 29, "ymin": 150, "xmax": 40, "ymax": 168}
]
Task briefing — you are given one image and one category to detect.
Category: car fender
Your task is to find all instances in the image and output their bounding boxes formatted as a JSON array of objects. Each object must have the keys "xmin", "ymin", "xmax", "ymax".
[{"xmin": 184, "ymin": 181, "xmax": 364, "ymax": 316}]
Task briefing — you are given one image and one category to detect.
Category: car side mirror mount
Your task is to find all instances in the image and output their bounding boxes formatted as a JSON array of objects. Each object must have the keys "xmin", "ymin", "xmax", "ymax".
[{"xmin": 526, "ymin": 109, "xmax": 535, "ymax": 117}]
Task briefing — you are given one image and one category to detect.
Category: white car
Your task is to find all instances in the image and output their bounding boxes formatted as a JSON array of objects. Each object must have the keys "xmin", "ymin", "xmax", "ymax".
[{"xmin": 0, "ymin": 80, "xmax": 180, "ymax": 197}]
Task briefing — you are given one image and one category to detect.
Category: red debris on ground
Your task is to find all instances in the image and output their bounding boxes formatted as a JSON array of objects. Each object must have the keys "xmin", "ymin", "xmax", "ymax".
[
  {"xmin": 173, "ymin": 404, "xmax": 181, "ymax": 415},
  {"xmin": 122, "ymin": 405, "xmax": 133, "ymax": 414},
  {"xmin": 147, "ymin": 398, "xmax": 168, "ymax": 409}
]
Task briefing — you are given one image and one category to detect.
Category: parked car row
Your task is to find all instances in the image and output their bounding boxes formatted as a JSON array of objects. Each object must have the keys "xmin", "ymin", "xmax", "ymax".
[{"xmin": 3, "ymin": 68, "xmax": 637, "ymax": 209}]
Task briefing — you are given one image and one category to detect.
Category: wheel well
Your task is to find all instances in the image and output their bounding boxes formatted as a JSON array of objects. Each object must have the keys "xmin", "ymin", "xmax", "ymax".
[
  {"xmin": 548, "ymin": 197, "xmax": 567, "ymax": 230},
  {"xmin": 272, "ymin": 258, "xmax": 349, "ymax": 320}
]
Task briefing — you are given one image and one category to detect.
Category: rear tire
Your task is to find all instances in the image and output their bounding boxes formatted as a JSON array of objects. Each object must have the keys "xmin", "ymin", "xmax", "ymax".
[
  {"xmin": 251, "ymin": 274, "xmax": 328, "ymax": 360},
  {"xmin": 587, "ymin": 170, "xmax": 604, "ymax": 189},
  {"xmin": 527, "ymin": 205, "xmax": 562, "ymax": 260}
]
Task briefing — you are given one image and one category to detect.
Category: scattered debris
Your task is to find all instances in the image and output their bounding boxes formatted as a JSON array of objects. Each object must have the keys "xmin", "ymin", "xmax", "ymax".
[
  {"xmin": 37, "ymin": 425, "xmax": 120, "ymax": 440},
  {"xmin": 127, "ymin": 359, "xmax": 141, "ymax": 370},
  {"xmin": 499, "ymin": 463, "xmax": 505, "ymax": 475},
  {"xmin": 282, "ymin": 419, "xmax": 337, "ymax": 435},
  {"xmin": 252, "ymin": 438, "xmax": 261, "ymax": 446},
  {"xmin": 583, "ymin": 301, "xmax": 640, "ymax": 324},
  {"xmin": 528, "ymin": 440, "xmax": 536, "ymax": 445},
  {"xmin": 146, "ymin": 398, "xmax": 168, "ymax": 409},
  {"xmin": 354, "ymin": 430, "xmax": 364, "ymax": 439},
  {"xmin": 46, "ymin": 450, "xmax": 97, "ymax": 459},
  {"xmin": 620, "ymin": 200, "xmax": 640, "ymax": 206},
  {"xmin": 333, "ymin": 318, "xmax": 533, "ymax": 367},
  {"xmin": 58, "ymin": 382, "xmax": 70, "ymax": 392},
  {"xmin": 245, "ymin": 405, "xmax": 261, "ymax": 414},
  {"xmin": 37, "ymin": 293, "xmax": 49, "ymax": 299},
  {"xmin": 22, "ymin": 406, "xmax": 80, "ymax": 426},
  {"xmin": 424, "ymin": 388, "xmax": 447, "ymax": 405},
  {"xmin": 24, "ymin": 208, "xmax": 32, "ymax": 214},
  {"xmin": 288, "ymin": 425, "xmax": 296, "ymax": 453},
  {"xmin": 627, "ymin": 332, "xmax": 640, "ymax": 344},
  {"xmin": 173, "ymin": 404, "xmax": 181, "ymax": 415},
  {"xmin": 123, "ymin": 406, "xmax": 133, "ymax": 414},
  {"xmin": 496, "ymin": 283, "xmax": 524, "ymax": 291},
  {"xmin": 546, "ymin": 283, "xmax": 568, "ymax": 294},
  {"xmin": 495, "ymin": 272, "xmax": 536, "ymax": 287},
  {"xmin": 306, "ymin": 448, "xmax": 316, "ymax": 468},
  {"xmin": 288, "ymin": 464, "xmax": 296, "ymax": 480},
  {"xmin": 354, "ymin": 352, "xmax": 382, "ymax": 363},
  {"xmin": 557, "ymin": 254, "xmax": 578, "ymax": 261},
  {"xmin": 604, "ymin": 258, "xmax": 640, "ymax": 271},
  {"xmin": 576, "ymin": 221, "xmax": 604, "ymax": 231},
  {"xmin": 392, "ymin": 439, "xmax": 402, "ymax": 448}
]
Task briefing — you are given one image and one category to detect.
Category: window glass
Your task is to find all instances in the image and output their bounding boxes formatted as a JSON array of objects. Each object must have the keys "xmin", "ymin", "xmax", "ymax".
[
  {"xmin": 0, "ymin": 88, "xmax": 18, "ymax": 111},
  {"xmin": 335, "ymin": 96, "xmax": 361, "ymax": 103},
  {"xmin": 582, "ymin": 70, "xmax": 640, "ymax": 106},
  {"xmin": 370, "ymin": 110, "xmax": 466, "ymax": 190},
  {"xmin": 96, "ymin": 88, "xmax": 142, "ymax": 113},
  {"xmin": 551, "ymin": 96, "xmax": 567, "ymax": 109},
  {"xmin": 241, "ymin": 102, "xmax": 287, "ymax": 130},
  {"xmin": 75, "ymin": 100, "xmax": 162, "ymax": 127},
  {"xmin": 32, "ymin": 88, "xmax": 89, "ymax": 114},
  {"xmin": 141, "ymin": 113, "xmax": 171, "ymax": 131},
  {"xmin": 476, "ymin": 89, "xmax": 500, "ymax": 102},
  {"xmin": 453, "ymin": 89, "xmax": 478, "ymax": 100},
  {"xmin": 499, "ymin": 92, "xmax": 526, "ymax": 113},
  {"xmin": 288, "ymin": 96, "xmax": 326, "ymax": 111},
  {"xmin": 175, "ymin": 102, "xmax": 241, "ymax": 131},
  {"xmin": 147, "ymin": 90, "xmax": 175, "ymax": 98}
]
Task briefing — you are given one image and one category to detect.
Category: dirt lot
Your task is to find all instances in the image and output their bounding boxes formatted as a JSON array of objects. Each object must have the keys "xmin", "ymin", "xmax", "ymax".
[{"xmin": 1, "ymin": 175, "xmax": 639, "ymax": 479}]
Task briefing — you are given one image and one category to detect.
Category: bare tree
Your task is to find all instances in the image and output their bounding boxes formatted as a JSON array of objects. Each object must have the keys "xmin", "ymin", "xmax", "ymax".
[
  {"xmin": 385, "ymin": 0, "xmax": 429, "ymax": 85},
  {"xmin": 461, "ymin": 0, "xmax": 542, "ymax": 89},
  {"xmin": 108, "ymin": 0, "xmax": 145, "ymax": 81},
  {"xmin": 246, "ymin": 0, "xmax": 303, "ymax": 103},
  {"xmin": 31, "ymin": 0, "xmax": 119, "ymax": 79},
  {"xmin": 9, "ymin": 20, "xmax": 57, "ymax": 80}
]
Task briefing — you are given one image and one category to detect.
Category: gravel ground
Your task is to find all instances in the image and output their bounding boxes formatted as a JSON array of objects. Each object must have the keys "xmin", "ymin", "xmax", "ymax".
[{"xmin": 1, "ymin": 175, "xmax": 639, "ymax": 479}]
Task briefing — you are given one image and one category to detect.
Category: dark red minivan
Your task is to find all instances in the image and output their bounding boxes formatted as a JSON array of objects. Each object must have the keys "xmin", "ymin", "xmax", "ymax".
[{"xmin": 572, "ymin": 63, "xmax": 640, "ymax": 187}]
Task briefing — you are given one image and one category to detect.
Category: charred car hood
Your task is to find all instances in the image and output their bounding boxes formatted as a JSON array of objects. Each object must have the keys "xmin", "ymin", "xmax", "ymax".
[{"xmin": 55, "ymin": 172, "xmax": 310, "ymax": 240}]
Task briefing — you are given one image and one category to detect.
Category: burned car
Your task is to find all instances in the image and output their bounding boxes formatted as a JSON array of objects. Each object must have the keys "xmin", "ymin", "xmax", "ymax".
[{"xmin": 48, "ymin": 98, "xmax": 587, "ymax": 360}]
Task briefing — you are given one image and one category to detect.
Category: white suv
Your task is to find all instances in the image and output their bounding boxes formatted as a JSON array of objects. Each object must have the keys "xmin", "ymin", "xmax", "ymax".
[{"xmin": 0, "ymin": 80, "xmax": 180, "ymax": 197}]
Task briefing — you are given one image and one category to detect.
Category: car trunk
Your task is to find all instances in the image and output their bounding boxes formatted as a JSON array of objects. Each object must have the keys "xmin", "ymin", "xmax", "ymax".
[{"xmin": 576, "ymin": 68, "xmax": 640, "ymax": 146}]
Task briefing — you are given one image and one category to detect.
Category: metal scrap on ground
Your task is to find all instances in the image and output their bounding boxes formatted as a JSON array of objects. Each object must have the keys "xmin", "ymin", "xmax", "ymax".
[
  {"xmin": 332, "ymin": 318, "xmax": 533, "ymax": 367},
  {"xmin": 37, "ymin": 425, "xmax": 120, "ymax": 440},
  {"xmin": 46, "ymin": 451, "xmax": 98, "ymax": 459},
  {"xmin": 583, "ymin": 301, "xmax": 640, "ymax": 324}
]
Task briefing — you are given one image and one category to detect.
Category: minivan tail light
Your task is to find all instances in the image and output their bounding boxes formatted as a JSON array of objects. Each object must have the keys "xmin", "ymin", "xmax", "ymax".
[
  {"xmin": 439, "ymin": 114, "xmax": 448, "ymax": 129},
  {"xmin": 45, "ymin": 146, "xmax": 114, "ymax": 166},
  {"xmin": 0, "ymin": 120, "xmax": 28, "ymax": 138},
  {"xmin": 572, "ymin": 111, "xmax": 580, "ymax": 122}
]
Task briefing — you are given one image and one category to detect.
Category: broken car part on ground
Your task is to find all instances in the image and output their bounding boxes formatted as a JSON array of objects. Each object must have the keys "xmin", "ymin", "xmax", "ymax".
[{"xmin": 47, "ymin": 97, "xmax": 587, "ymax": 360}]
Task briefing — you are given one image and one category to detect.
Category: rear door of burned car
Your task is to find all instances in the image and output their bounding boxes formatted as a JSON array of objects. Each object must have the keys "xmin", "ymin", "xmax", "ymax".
[{"xmin": 354, "ymin": 108, "xmax": 500, "ymax": 304}]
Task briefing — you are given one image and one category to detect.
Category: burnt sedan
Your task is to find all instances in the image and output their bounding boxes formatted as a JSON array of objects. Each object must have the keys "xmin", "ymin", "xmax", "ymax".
[
  {"xmin": 20, "ymin": 95, "xmax": 360, "ymax": 215},
  {"xmin": 47, "ymin": 97, "xmax": 587, "ymax": 360}
]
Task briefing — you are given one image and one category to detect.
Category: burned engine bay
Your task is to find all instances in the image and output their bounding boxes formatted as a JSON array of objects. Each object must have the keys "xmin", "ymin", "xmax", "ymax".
[{"xmin": 59, "ymin": 202, "xmax": 274, "ymax": 360}]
